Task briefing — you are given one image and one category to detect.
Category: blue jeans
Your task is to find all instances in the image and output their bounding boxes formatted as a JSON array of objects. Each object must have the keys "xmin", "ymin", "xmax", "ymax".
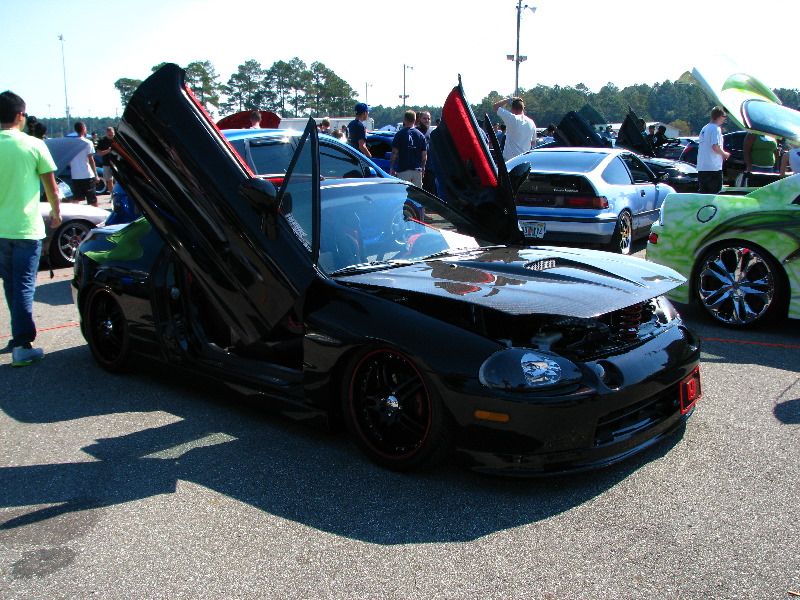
[{"xmin": 0, "ymin": 238, "xmax": 42, "ymax": 349}]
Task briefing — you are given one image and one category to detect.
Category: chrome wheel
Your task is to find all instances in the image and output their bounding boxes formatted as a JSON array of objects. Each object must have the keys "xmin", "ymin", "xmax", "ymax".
[
  {"xmin": 609, "ymin": 212, "xmax": 633, "ymax": 255},
  {"xmin": 696, "ymin": 245, "xmax": 782, "ymax": 326},
  {"xmin": 51, "ymin": 220, "xmax": 91, "ymax": 267}
]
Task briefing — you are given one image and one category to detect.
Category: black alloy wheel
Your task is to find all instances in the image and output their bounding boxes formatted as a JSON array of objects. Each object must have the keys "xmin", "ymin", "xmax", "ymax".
[
  {"xmin": 85, "ymin": 288, "xmax": 131, "ymax": 372},
  {"xmin": 696, "ymin": 243, "xmax": 785, "ymax": 327},
  {"xmin": 50, "ymin": 220, "xmax": 92, "ymax": 267},
  {"xmin": 343, "ymin": 348, "xmax": 452, "ymax": 471},
  {"xmin": 609, "ymin": 211, "xmax": 633, "ymax": 255}
]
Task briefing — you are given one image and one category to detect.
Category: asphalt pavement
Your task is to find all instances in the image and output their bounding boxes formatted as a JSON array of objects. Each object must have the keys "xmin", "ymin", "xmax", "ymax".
[{"xmin": 1, "ymin": 234, "xmax": 798, "ymax": 599}]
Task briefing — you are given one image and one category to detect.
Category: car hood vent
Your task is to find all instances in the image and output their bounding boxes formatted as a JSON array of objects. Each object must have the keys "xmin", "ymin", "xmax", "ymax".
[{"xmin": 524, "ymin": 258, "xmax": 558, "ymax": 271}]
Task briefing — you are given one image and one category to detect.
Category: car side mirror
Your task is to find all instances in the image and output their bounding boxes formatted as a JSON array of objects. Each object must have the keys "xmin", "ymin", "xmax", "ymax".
[
  {"xmin": 658, "ymin": 172, "xmax": 670, "ymax": 183},
  {"xmin": 239, "ymin": 178, "xmax": 279, "ymax": 239}
]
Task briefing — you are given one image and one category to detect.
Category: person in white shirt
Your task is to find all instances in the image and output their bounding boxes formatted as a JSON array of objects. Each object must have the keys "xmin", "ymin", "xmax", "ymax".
[
  {"xmin": 697, "ymin": 106, "xmax": 731, "ymax": 194},
  {"xmin": 493, "ymin": 97, "xmax": 536, "ymax": 161},
  {"xmin": 68, "ymin": 121, "xmax": 99, "ymax": 205}
]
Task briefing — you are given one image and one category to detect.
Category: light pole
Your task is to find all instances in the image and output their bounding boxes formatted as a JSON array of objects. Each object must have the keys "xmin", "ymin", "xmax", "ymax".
[
  {"xmin": 400, "ymin": 64, "xmax": 413, "ymax": 112},
  {"xmin": 58, "ymin": 34, "xmax": 71, "ymax": 130},
  {"xmin": 506, "ymin": 2, "xmax": 536, "ymax": 97},
  {"xmin": 365, "ymin": 82, "xmax": 373, "ymax": 105}
]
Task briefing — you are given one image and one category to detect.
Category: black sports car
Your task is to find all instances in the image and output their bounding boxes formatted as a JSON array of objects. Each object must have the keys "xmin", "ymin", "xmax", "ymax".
[{"xmin": 72, "ymin": 64, "xmax": 701, "ymax": 475}]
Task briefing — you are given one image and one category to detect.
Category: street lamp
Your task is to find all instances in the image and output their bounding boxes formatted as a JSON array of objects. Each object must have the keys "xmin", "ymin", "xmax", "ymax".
[
  {"xmin": 58, "ymin": 34, "xmax": 71, "ymax": 130},
  {"xmin": 506, "ymin": 2, "xmax": 536, "ymax": 97},
  {"xmin": 400, "ymin": 64, "xmax": 413, "ymax": 112},
  {"xmin": 365, "ymin": 82, "xmax": 373, "ymax": 105}
]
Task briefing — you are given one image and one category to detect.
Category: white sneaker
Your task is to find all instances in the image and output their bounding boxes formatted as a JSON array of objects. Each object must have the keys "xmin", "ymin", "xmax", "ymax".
[{"xmin": 11, "ymin": 346, "xmax": 45, "ymax": 367}]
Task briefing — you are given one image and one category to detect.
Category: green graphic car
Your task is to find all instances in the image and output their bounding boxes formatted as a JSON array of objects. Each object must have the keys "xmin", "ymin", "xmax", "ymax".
[
  {"xmin": 647, "ymin": 63, "xmax": 800, "ymax": 327},
  {"xmin": 647, "ymin": 175, "xmax": 800, "ymax": 326}
]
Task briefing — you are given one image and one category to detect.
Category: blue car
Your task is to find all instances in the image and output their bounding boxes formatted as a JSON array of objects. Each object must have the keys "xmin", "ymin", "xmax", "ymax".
[
  {"xmin": 107, "ymin": 128, "xmax": 422, "ymax": 249},
  {"xmin": 224, "ymin": 128, "xmax": 390, "ymax": 185}
]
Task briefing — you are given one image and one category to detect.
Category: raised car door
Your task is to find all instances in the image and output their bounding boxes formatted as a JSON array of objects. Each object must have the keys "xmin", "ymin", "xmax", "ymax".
[
  {"xmin": 554, "ymin": 111, "xmax": 610, "ymax": 148},
  {"xmin": 113, "ymin": 63, "xmax": 317, "ymax": 346},
  {"xmin": 429, "ymin": 79, "xmax": 526, "ymax": 245},
  {"xmin": 616, "ymin": 109, "xmax": 655, "ymax": 157}
]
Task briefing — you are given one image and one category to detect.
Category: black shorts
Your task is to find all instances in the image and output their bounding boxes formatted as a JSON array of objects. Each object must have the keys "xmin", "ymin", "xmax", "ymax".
[
  {"xmin": 70, "ymin": 178, "xmax": 97, "ymax": 204},
  {"xmin": 697, "ymin": 171, "xmax": 723, "ymax": 194}
]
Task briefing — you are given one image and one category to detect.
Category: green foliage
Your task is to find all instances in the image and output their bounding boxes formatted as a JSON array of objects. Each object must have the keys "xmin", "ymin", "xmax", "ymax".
[
  {"xmin": 108, "ymin": 61, "xmax": 800, "ymax": 135},
  {"xmin": 113, "ymin": 78, "xmax": 142, "ymax": 108},
  {"xmin": 184, "ymin": 60, "xmax": 222, "ymax": 112}
]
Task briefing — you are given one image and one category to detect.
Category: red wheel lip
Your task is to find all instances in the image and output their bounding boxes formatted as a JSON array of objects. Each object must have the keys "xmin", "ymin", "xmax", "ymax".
[{"xmin": 348, "ymin": 349, "xmax": 432, "ymax": 461}]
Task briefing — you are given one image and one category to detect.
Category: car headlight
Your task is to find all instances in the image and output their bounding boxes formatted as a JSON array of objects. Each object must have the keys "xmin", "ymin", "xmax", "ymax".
[{"xmin": 479, "ymin": 348, "xmax": 582, "ymax": 391}]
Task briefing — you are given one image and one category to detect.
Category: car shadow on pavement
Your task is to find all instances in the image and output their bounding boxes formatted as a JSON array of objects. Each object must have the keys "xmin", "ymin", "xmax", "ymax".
[
  {"xmin": 30, "ymin": 276, "xmax": 74, "ymax": 307},
  {"xmin": 0, "ymin": 344, "xmax": 684, "ymax": 545}
]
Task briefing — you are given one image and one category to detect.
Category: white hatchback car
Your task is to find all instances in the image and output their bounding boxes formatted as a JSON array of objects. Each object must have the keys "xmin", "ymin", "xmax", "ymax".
[{"xmin": 507, "ymin": 147, "xmax": 675, "ymax": 254}]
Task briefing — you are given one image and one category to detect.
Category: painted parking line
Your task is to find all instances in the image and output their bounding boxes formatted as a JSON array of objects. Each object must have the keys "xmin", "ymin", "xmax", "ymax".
[
  {"xmin": 700, "ymin": 337, "xmax": 800, "ymax": 349},
  {"xmin": 0, "ymin": 322, "xmax": 80, "ymax": 341}
]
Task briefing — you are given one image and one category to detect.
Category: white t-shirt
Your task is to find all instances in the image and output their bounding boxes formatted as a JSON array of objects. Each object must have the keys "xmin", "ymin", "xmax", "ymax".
[
  {"xmin": 697, "ymin": 122, "xmax": 724, "ymax": 171},
  {"xmin": 788, "ymin": 148, "xmax": 800, "ymax": 174},
  {"xmin": 497, "ymin": 106, "xmax": 537, "ymax": 161},
  {"xmin": 69, "ymin": 137, "xmax": 95, "ymax": 179}
]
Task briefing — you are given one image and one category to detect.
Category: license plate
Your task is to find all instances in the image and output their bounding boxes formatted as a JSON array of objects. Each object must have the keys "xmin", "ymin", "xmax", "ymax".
[{"xmin": 520, "ymin": 220, "xmax": 546, "ymax": 238}]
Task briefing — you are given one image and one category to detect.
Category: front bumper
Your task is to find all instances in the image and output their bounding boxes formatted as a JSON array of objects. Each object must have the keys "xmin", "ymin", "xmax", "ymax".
[{"xmin": 446, "ymin": 322, "xmax": 701, "ymax": 475}]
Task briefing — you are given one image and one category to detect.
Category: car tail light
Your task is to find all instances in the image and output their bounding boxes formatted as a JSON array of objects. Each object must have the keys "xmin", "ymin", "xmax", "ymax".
[
  {"xmin": 649, "ymin": 232, "xmax": 659, "ymax": 244},
  {"xmin": 680, "ymin": 367, "xmax": 701, "ymax": 414},
  {"xmin": 564, "ymin": 196, "xmax": 609, "ymax": 209}
]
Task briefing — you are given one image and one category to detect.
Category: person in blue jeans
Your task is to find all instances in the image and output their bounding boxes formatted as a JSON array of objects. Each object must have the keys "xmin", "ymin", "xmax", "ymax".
[{"xmin": 0, "ymin": 91, "xmax": 61, "ymax": 367}]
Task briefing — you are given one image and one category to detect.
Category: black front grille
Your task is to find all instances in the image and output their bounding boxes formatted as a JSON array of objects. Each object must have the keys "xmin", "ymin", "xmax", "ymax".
[{"xmin": 594, "ymin": 383, "xmax": 681, "ymax": 446}]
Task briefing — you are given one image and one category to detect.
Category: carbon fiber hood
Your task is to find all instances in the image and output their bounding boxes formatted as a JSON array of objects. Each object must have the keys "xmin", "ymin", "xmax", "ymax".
[{"xmin": 338, "ymin": 246, "xmax": 685, "ymax": 318}]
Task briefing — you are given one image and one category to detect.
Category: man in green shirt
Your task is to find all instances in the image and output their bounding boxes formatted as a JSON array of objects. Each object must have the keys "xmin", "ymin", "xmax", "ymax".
[{"xmin": 0, "ymin": 90, "xmax": 61, "ymax": 366}]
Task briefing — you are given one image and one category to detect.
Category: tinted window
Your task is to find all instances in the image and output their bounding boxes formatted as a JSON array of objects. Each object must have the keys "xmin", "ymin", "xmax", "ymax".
[
  {"xmin": 366, "ymin": 137, "xmax": 392, "ymax": 159},
  {"xmin": 279, "ymin": 136, "xmax": 316, "ymax": 254},
  {"xmin": 319, "ymin": 142, "xmax": 366, "ymax": 179},
  {"xmin": 620, "ymin": 154, "xmax": 653, "ymax": 183},
  {"xmin": 602, "ymin": 156, "xmax": 633, "ymax": 185},
  {"xmin": 247, "ymin": 137, "xmax": 297, "ymax": 175},
  {"xmin": 525, "ymin": 150, "xmax": 606, "ymax": 173}
]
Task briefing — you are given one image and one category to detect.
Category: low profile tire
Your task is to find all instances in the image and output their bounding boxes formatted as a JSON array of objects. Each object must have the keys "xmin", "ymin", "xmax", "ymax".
[
  {"xmin": 342, "ymin": 347, "xmax": 453, "ymax": 472},
  {"xmin": 695, "ymin": 243, "xmax": 786, "ymax": 327},
  {"xmin": 95, "ymin": 178, "xmax": 108, "ymax": 195},
  {"xmin": 50, "ymin": 220, "xmax": 92, "ymax": 267},
  {"xmin": 608, "ymin": 211, "xmax": 633, "ymax": 255},
  {"xmin": 85, "ymin": 288, "xmax": 131, "ymax": 372}
]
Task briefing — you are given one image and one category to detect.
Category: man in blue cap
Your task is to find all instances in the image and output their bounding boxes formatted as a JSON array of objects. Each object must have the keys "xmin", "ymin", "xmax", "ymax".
[{"xmin": 347, "ymin": 102, "xmax": 372, "ymax": 158}]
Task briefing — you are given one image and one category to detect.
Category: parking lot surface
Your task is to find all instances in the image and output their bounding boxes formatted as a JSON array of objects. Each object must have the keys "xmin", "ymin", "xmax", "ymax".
[{"xmin": 1, "ymin": 238, "xmax": 798, "ymax": 599}]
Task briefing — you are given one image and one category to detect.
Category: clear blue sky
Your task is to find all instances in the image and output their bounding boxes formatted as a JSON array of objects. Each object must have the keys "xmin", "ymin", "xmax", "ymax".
[{"xmin": 4, "ymin": 0, "xmax": 798, "ymax": 121}]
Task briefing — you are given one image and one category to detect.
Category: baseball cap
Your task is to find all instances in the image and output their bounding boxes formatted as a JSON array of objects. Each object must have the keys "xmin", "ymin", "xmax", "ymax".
[{"xmin": 355, "ymin": 102, "xmax": 371, "ymax": 114}]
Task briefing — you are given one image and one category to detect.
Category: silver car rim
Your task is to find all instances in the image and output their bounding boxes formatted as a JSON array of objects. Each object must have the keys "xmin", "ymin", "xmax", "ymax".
[
  {"xmin": 697, "ymin": 246, "xmax": 775, "ymax": 325},
  {"xmin": 57, "ymin": 222, "xmax": 91, "ymax": 263}
]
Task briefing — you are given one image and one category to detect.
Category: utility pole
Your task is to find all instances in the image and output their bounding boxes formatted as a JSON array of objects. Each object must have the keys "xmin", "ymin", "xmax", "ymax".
[
  {"xmin": 400, "ymin": 64, "xmax": 413, "ymax": 112},
  {"xmin": 59, "ymin": 34, "xmax": 71, "ymax": 130},
  {"xmin": 507, "ymin": 2, "xmax": 535, "ymax": 97}
]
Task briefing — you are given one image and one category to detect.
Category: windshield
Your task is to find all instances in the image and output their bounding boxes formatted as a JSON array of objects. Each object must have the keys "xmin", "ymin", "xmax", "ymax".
[{"xmin": 317, "ymin": 180, "xmax": 481, "ymax": 275}]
